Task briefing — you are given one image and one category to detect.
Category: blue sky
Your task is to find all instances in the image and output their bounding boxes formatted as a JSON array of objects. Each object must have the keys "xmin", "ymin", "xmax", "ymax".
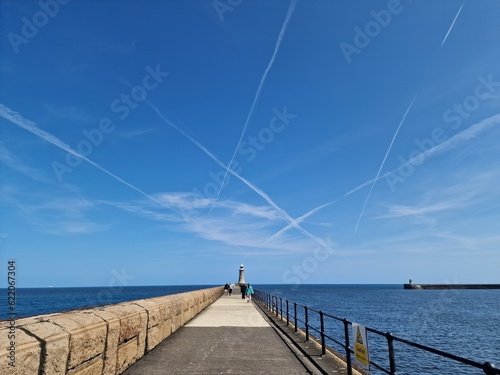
[{"xmin": 1, "ymin": 0, "xmax": 500, "ymax": 287}]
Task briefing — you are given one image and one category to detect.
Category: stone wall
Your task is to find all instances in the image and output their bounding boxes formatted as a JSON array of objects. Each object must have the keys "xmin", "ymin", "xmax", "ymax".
[{"xmin": 0, "ymin": 286, "xmax": 223, "ymax": 375}]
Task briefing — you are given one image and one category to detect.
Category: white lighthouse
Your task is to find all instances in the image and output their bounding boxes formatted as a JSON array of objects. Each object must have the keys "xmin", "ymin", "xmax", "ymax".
[{"xmin": 238, "ymin": 264, "xmax": 246, "ymax": 285}]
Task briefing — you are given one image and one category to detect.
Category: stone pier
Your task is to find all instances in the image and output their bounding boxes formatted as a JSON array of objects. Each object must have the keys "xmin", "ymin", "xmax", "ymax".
[{"xmin": 0, "ymin": 286, "xmax": 223, "ymax": 375}]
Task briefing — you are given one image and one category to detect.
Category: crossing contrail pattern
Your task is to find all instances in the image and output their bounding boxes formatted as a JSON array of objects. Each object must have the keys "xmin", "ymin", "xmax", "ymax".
[
  {"xmin": 266, "ymin": 113, "xmax": 500, "ymax": 242},
  {"xmin": 144, "ymin": 99, "xmax": 333, "ymax": 252},
  {"xmin": 146, "ymin": 99, "xmax": 331, "ymax": 248},
  {"xmin": 0, "ymin": 103, "xmax": 179, "ymax": 215},
  {"xmin": 211, "ymin": 0, "xmax": 299, "ymax": 212},
  {"xmin": 354, "ymin": 91, "xmax": 419, "ymax": 233},
  {"xmin": 354, "ymin": 4, "xmax": 466, "ymax": 233}
]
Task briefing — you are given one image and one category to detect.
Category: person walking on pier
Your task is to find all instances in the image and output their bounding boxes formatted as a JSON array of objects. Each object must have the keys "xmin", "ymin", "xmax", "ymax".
[
  {"xmin": 224, "ymin": 283, "xmax": 230, "ymax": 296},
  {"xmin": 240, "ymin": 283, "xmax": 247, "ymax": 299},
  {"xmin": 228, "ymin": 283, "xmax": 233, "ymax": 296},
  {"xmin": 246, "ymin": 284, "xmax": 254, "ymax": 303}
]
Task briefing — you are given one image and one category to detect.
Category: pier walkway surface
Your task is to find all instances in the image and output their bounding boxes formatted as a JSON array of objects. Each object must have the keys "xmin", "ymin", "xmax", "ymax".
[{"xmin": 123, "ymin": 287, "xmax": 328, "ymax": 375}]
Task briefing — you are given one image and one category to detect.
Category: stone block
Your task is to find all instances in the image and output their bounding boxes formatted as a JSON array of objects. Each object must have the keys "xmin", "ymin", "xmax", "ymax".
[
  {"xmin": 145, "ymin": 324, "xmax": 162, "ymax": 352},
  {"xmin": 48, "ymin": 311, "xmax": 106, "ymax": 369},
  {"xmin": 0, "ymin": 326, "xmax": 41, "ymax": 375},
  {"xmin": 22, "ymin": 321, "xmax": 70, "ymax": 375},
  {"xmin": 102, "ymin": 303, "xmax": 147, "ymax": 358},
  {"xmin": 90, "ymin": 309, "xmax": 120, "ymax": 375},
  {"xmin": 132, "ymin": 299, "xmax": 162, "ymax": 329},
  {"xmin": 67, "ymin": 356, "xmax": 103, "ymax": 375},
  {"xmin": 116, "ymin": 337, "xmax": 139, "ymax": 374}
]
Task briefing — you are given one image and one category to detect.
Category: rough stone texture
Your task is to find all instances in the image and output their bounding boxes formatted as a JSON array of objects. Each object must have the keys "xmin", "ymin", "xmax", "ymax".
[
  {"xmin": 101, "ymin": 303, "xmax": 147, "ymax": 372},
  {"xmin": 22, "ymin": 321, "xmax": 70, "ymax": 375},
  {"xmin": 48, "ymin": 311, "xmax": 107, "ymax": 369},
  {"xmin": 132, "ymin": 299, "xmax": 161, "ymax": 329},
  {"xmin": 0, "ymin": 286, "xmax": 223, "ymax": 375},
  {"xmin": 144, "ymin": 324, "xmax": 162, "ymax": 352},
  {"xmin": 90, "ymin": 309, "xmax": 120, "ymax": 375},
  {"xmin": 103, "ymin": 304, "xmax": 147, "ymax": 347},
  {"xmin": 116, "ymin": 337, "xmax": 139, "ymax": 374},
  {"xmin": 0, "ymin": 326, "xmax": 41, "ymax": 375},
  {"xmin": 66, "ymin": 356, "xmax": 104, "ymax": 375}
]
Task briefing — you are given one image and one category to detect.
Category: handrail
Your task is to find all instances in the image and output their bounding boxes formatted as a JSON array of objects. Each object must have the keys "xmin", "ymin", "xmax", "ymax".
[{"xmin": 254, "ymin": 290, "xmax": 499, "ymax": 375}]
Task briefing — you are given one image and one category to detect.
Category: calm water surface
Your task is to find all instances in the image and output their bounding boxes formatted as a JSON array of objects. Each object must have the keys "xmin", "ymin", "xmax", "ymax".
[
  {"xmin": 0, "ymin": 285, "xmax": 217, "ymax": 320},
  {"xmin": 255, "ymin": 284, "xmax": 500, "ymax": 375},
  {"xmin": 1, "ymin": 284, "xmax": 498, "ymax": 375}
]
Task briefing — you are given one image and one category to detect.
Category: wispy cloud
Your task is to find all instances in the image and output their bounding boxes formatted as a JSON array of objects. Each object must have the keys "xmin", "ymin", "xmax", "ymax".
[
  {"xmin": 376, "ymin": 167, "xmax": 500, "ymax": 223},
  {"xmin": 266, "ymin": 114, "xmax": 500, "ymax": 241},
  {"xmin": 379, "ymin": 200, "xmax": 467, "ymax": 219},
  {"xmin": 42, "ymin": 103, "xmax": 97, "ymax": 123},
  {"xmin": 154, "ymin": 192, "xmax": 282, "ymax": 220},
  {"xmin": 213, "ymin": 0, "xmax": 299, "ymax": 210},
  {"xmin": 0, "ymin": 187, "xmax": 107, "ymax": 235},
  {"xmin": 1, "ymin": 103, "xmax": 326, "ymax": 250},
  {"xmin": 0, "ymin": 103, "xmax": 177, "ymax": 214},
  {"xmin": 102, "ymin": 191, "xmax": 314, "ymax": 253},
  {"xmin": 0, "ymin": 141, "xmax": 50, "ymax": 182},
  {"xmin": 406, "ymin": 114, "xmax": 500, "ymax": 164},
  {"xmin": 355, "ymin": 6, "xmax": 467, "ymax": 233},
  {"xmin": 142, "ymin": 99, "xmax": 333, "ymax": 252},
  {"xmin": 120, "ymin": 127, "xmax": 156, "ymax": 139}
]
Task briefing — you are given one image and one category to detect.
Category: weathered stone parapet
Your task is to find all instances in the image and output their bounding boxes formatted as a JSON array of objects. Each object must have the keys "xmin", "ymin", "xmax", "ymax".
[{"xmin": 0, "ymin": 286, "xmax": 224, "ymax": 375}]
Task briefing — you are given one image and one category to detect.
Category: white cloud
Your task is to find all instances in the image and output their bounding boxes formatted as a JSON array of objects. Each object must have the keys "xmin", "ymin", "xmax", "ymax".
[
  {"xmin": 0, "ymin": 141, "xmax": 51, "ymax": 183},
  {"xmin": 120, "ymin": 127, "xmax": 156, "ymax": 139},
  {"xmin": 102, "ymin": 191, "xmax": 321, "ymax": 254},
  {"xmin": 42, "ymin": 103, "xmax": 97, "ymax": 123}
]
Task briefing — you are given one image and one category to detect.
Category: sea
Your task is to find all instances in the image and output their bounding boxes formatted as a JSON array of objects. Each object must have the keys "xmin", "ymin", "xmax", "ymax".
[{"xmin": 1, "ymin": 284, "xmax": 498, "ymax": 375}]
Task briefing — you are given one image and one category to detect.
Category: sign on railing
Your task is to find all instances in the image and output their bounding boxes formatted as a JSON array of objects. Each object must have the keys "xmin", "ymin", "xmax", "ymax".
[
  {"xmin": 254, "ymin": 290, "xmax": 500, "ymax": 375},
  {"xmin": 352, "ymin": 323, "xmax": 370, "ymax": 369}
]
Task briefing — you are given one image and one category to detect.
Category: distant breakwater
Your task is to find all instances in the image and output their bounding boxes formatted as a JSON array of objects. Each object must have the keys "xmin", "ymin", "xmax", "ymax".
[{"xmin": 404, "ymin": 283, "xmax": 500, "ymax": 290}]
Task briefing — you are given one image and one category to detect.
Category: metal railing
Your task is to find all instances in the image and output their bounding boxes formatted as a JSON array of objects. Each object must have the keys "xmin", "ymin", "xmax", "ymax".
[{"xmin": 254, "ymin": 290, "xmax": 499, "ymax": 375}]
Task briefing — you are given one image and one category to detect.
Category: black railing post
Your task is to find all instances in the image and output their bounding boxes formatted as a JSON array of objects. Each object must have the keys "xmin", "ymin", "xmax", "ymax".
[
  {"xmin": 305, "ymin": 306, "xmax": 309, "ymax": 342},
  {"xmin": 483, "ymin": 362, "xmax": 497, "ymax": 375},
  {"xmin": 280, "ymin": 297, "xmax": 283, "ymax": 320},
  {"xmin": 276, "ymin": 297, "xmax": 279, "ymax": 317},
  {"xmin": 386, "ymin": 332, "xmax": 397, "ymax": 375},
  {"xmin": 343, "ymin": 319, "xmax": 353, "ymax": 375},
  {"xmin": 294, "ymin": 303, "xmax": 298, "ymax": 332},
  {"xmin": 286, "ymin": 300, "xmax": 289, "ymax": 326},
  {"xmin": 320, "ymin": 311, "xmax": 326, "ymax": 356}
]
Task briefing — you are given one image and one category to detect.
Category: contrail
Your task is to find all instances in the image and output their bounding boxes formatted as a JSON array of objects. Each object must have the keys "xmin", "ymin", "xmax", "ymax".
[
  {"xmin": 267, "ymin": 175, "xmax": 381, "ymax": 242},
  {"xmin": 353, "ymin": 4, "xmax": 466, "ymax": 233},
  {"xmin": 267, "ymin": 113, "xmax": 500, "ymax": 241},
  {"xmin": 441, "ymin": 2, "xmax": 464, "ymax": 47},
  {"xmin": 144, "ymin": 99, "xmax": 332, "ymax": 251},
  {"xmin": 0, "ymin": 103, "xmax": 178, "ymax": 214},
  {"xmin": 211, "ymin": 0, "xmax": 299, "ymax": 212},
  {"xmin": 354, "ymin": 90, "xmax": 420, "ymax": 233}
]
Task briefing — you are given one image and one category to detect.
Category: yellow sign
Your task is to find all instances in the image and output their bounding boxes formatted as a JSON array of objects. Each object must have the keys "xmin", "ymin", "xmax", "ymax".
[
  {"xmin": 356, "ymin": 326, "xmax": 364, "ymax": 344},
  {"xmin": 352, "ymin": 323, "xmax": 369, "ymax": 368}
]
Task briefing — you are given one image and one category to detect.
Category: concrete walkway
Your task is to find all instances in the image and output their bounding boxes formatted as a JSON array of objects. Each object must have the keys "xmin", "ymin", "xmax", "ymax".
[{"xmin": 123, "ymin": 288, "xmax": 317, "ymax": 374}]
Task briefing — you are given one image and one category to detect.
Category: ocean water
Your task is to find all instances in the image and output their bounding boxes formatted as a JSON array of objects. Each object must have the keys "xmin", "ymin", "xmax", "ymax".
[
  {"xmin": 0, "ymin": 285, "xmax": 217, "ymax": 321},
  {"xmin": 255, "ymin": 284, "xmax": 500, "ymax": 375},
  {"xmin": 1, "ymin": 284, "xmax": 498, "ymax": 374}
]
